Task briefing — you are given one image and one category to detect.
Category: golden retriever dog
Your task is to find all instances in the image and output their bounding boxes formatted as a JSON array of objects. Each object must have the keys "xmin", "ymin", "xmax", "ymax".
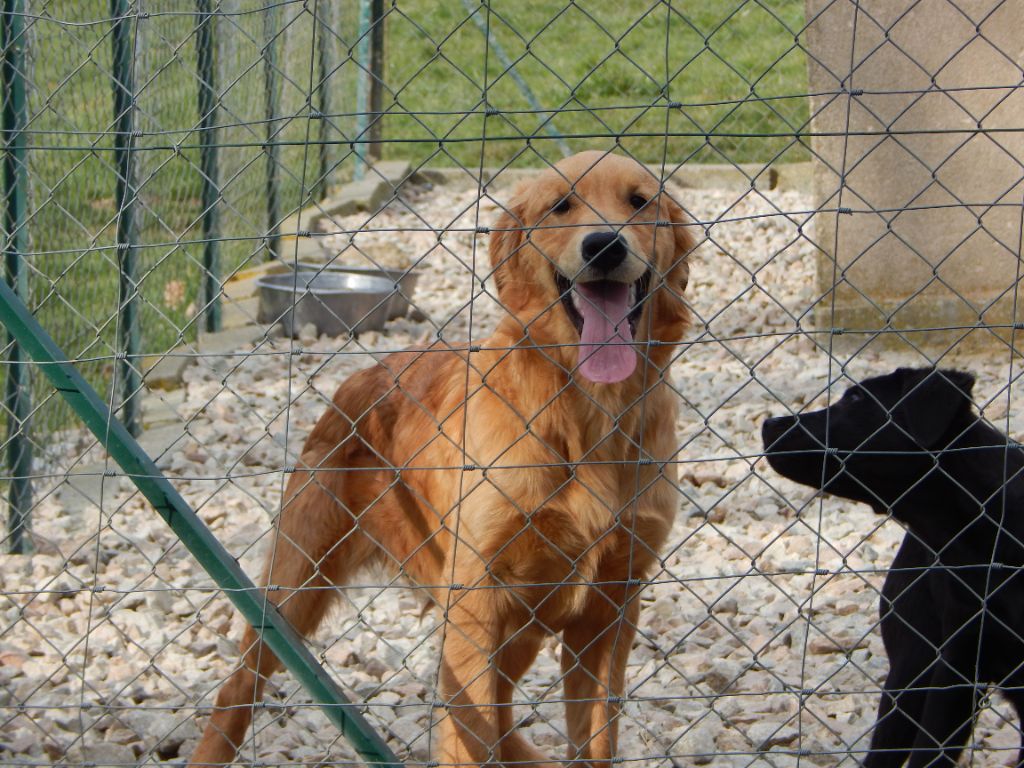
[{"xmin": 190, "ymin": 151, "xmax": 696, "ymax": 767}]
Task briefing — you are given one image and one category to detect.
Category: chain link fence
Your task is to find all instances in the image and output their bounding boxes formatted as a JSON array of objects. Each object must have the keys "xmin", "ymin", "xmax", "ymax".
[{"xmin": 1, "ymin": 0, "xmax": 1022, "ymax": 766}]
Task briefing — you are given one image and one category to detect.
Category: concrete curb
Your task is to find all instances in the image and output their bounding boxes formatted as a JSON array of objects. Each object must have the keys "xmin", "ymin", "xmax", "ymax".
[
  {"xmin": 278, "ymin": 160, "xmax": 417, "ymax": 245},
  {"xmin": 418, "ymin": 162, "xmax": 813, "ymax": 193}
]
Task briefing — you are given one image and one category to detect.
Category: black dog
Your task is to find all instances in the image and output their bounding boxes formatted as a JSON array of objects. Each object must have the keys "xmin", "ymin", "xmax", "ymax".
[{"xmin": 761, "ymin": 368, "xmax": 1024, "ymax": 768}]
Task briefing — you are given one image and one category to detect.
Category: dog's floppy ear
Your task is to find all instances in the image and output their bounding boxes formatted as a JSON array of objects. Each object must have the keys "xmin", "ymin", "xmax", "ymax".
[
  {"xmin": 649, "ymin": 189, "xmax": 696, "ymax": 337},
  {"xmin": 660, "ymin": 189, "xmax": 696, "ymax": 293},
  {"xmin": 895, "ymin": 368, "xmax": 976, "ymax": 448},
  {"xmin": 489, "ymin": 197, "xmax": 528, "ymax": 312}
]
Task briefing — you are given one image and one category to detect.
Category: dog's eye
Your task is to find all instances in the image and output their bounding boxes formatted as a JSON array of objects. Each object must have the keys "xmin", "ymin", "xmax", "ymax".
[
  {"xmin": 845, "ymin": 389, "xmax": 864, "ymax": 404},
  {"xmin": 552, "ymin": 197, "xmax": 572, "ymax": 215},
  {"xmin": 629, "ymin": 194, "xmax": 648, "ymax": 210}
]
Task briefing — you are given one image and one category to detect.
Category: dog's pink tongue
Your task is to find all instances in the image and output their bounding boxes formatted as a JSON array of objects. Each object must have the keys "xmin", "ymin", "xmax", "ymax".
[{"xmin": 575, "ymin": 281, "xmax": 636, "ymax": 384}]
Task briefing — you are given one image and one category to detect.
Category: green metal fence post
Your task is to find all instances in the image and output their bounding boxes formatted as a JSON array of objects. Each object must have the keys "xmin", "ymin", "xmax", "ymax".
[
  {"xmin": 368, "ymin": 0, "xmax": 384, "ymax": 163},
  {"xmin": 262, "ymin": 5, "xmax": 281, "ymax": 260},
  {"xmin": 2, "ymin": 0, "xmax": 33, "ymax": 554},
  {"xmin": 354, "ymin": 0, "xmax": 384, "ymax": 183},
  {"xmin": 313, "ymin": 6, "xmax": 330, "ymax": 202},
  {"xmin": 110, "ymin": 0, "xmax": 141, "ymax": 436},
  {"xmin": 0, "ymin": 276, "xmax": 404, "ymax": 767},
  {"xmin": 196, "ymin": 0, "xmax": 220, "ymax": 331},
  {"xmin": 353, "ymin": 0, "xmax": 371, "ymax": 181}
]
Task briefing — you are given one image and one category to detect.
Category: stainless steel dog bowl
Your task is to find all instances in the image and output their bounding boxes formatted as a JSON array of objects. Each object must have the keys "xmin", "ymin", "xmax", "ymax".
[
  {"xmin": 256, "ymin": 271, "xmax": 395, "ymax": 337},
  {"xmin": 294, "ymin": 262, "xmax": 419, "ymax": 319}
]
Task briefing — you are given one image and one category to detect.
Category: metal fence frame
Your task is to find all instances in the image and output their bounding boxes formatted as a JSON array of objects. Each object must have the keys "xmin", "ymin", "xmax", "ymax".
[{"xmin": 1, "ymin": 1, "xmax": 1022, "ymax": 766}]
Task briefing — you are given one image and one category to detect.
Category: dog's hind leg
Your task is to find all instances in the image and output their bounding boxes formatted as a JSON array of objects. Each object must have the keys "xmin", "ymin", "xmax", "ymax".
[{"xmin": 189, "ymin": 464, "xmax": 375, "ymax": 767}]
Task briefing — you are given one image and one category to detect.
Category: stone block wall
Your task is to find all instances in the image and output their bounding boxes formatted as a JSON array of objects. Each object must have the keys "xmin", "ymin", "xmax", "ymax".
[{"xmin": 804, "ymin": 0, "xmax": 1024, "ymax": 353}]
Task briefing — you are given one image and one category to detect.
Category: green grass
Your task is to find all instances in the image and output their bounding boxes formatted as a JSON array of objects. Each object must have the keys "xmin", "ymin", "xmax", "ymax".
[
  {"xmin": 384, "ymin": 0, "xmax": 809, "ymax": 168},
  {"xmin": 13, "ymin": 0, "xmax": 807, "ymax": 440},
  {"xmin": 22, "ymin": 2, "xmax": 316, "ymax": 438},
  {"xmin": 23, "ymin": 2, "xmax": 359, "ymax": 437}
]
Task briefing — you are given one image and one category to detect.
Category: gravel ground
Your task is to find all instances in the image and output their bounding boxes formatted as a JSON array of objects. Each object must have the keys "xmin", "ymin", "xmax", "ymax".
[{"xmin": 1, "ymin": 175, "xmax": 1022, "ymax": 767}]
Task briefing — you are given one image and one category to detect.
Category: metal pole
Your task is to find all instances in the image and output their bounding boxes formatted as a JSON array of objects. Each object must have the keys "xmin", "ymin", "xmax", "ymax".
[
  {"xmin": 110, "ymin": 0, "xmax": 141, "ymax": 435},
  {"xmin": 367, "ymin": 0, "xmax": 384, "ymax": 165},
  {"xmin": 0, "ymin": 276, "xmax": 404, "ymax": 767},
  {"xmin": 262, "ymin": 4, "xmax": 281, "ymax": 260},
  {"xmin": 353, "ymin": 0, "xmax": 370, "ymax": 180},
  {"xmin": 2, "ymin": 0, "xmax": 32, "ymax": 553},
  {"xmin": 314, "ymin": 7, "xmax": 330, "ymax": 201},
  {"xmin": 196, "ymin": 0, "xmax": 220, "ymax": 332}
]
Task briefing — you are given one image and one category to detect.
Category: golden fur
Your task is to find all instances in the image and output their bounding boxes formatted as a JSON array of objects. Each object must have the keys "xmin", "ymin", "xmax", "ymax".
[{"xmin": 190, "ymin": 151, "xmax": 696, "ymax": 768}]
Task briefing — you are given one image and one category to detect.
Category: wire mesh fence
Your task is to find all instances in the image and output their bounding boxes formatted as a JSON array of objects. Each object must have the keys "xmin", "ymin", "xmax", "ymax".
[{"xmin": 1, "ymin": 1, "xmax": 1022, "ymax": 766}]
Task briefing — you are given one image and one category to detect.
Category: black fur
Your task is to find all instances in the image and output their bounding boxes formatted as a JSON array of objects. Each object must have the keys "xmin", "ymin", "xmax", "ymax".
[{"xmin": 761, "ymin": 368, "xmax": 1024, "ymax": 768}]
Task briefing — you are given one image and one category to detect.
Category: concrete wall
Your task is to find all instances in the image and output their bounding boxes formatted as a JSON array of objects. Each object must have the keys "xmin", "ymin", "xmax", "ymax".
[{"xmin": 804, "ymin": 0, "xmax": 1024, "ymax": 353}]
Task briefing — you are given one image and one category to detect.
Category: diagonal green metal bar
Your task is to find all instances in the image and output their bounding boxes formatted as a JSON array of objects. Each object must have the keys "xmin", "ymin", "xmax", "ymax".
[
  {"xmin": 0, "ymin": 277, "xmax": 403, "ymax": 767},
  {"xmin": 459, "ymin": 0, "xmax": 571, "ymax": 158}
]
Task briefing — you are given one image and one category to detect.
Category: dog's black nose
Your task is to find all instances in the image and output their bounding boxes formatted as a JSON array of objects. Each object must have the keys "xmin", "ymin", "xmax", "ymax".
[
  {"xmin": 581, "ymin": 232, "xmax": 627, "ymax": 273},
  {"xmin": 761, "ymin": 416, "xmax": 791, "ymax": 451}
]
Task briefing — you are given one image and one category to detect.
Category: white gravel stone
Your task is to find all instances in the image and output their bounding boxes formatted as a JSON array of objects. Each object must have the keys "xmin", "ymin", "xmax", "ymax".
[{"xmin": 674, "ymin": 715, "xmax": 722, "ymax": 765}]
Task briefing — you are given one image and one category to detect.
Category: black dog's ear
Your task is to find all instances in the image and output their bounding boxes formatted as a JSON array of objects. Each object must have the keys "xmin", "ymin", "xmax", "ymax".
[{"xmin": 894, "ymin": 368, "xmax": 975, "ymax": 448}]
